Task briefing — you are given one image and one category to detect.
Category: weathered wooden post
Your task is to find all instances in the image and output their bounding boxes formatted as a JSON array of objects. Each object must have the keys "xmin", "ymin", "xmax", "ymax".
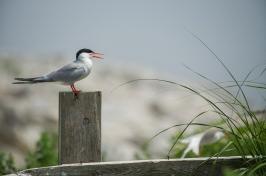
[{"xmin": 58, "ymin": 92, "xmax": 101, "ymax": 164}]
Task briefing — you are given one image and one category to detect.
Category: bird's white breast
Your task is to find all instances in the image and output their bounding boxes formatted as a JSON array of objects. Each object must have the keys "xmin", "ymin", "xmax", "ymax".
[{"xmin": 79, "ymin": 58, "xmax": 93, "ymax": 78}]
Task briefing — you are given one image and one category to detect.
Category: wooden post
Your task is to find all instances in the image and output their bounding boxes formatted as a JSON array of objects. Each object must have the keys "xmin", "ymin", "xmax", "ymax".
[{"xmin": 59, "ymin": 92, "xmax": 101, "ymax": 164}]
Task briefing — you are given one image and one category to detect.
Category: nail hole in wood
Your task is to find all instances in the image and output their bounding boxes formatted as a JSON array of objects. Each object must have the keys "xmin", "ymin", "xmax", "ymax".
[{"xmin": 83, "ymin": 117, "xmax": 90, "ymax": 125}]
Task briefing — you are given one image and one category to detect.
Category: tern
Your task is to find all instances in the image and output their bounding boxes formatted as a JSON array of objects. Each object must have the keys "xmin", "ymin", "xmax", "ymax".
[{"xmin": 13, "ymin": 48, "xmax": 103, "ymax": 96}]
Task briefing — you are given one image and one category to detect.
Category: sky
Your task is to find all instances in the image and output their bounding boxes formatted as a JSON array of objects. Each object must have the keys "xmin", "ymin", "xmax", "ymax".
[{"xmin": 0, "ymin": 0, "xmax": 265, "ymax": 107}]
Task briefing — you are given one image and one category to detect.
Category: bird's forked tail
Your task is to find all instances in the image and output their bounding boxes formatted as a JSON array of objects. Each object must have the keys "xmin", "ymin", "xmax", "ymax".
[{"xmin": 13, "ymin": 76, "xmax": 53, "ymax": 84}]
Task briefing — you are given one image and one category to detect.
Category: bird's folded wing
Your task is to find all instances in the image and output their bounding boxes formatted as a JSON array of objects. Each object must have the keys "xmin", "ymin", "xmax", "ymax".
[
  {"xmin": 47, "ymin": 63, "xmax": 85, "ymax": 82},
  {"xmin": 56, "ymin": 63, "xmax": 81, "ymax": 72}
]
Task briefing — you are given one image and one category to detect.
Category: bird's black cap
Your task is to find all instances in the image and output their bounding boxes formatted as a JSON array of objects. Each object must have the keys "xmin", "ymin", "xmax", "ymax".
[{"xmin": 76, "ymin": 48, "xmax": 94, "ymax": 59}]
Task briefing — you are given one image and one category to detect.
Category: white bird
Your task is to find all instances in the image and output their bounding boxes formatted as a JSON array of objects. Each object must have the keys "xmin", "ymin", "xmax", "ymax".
[
  {"xmin": 180, "ymin": 129, "xmax": 224, "ymax": 158},
  {"xmin": 13, "ymin": 48, "xmax": 103, "ymax": 96}
]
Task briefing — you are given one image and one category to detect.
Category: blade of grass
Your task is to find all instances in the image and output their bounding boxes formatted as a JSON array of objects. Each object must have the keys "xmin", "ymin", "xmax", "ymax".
[{"xmin": 186, "ymin": 29, "xmax": 251, "ymax": 111}]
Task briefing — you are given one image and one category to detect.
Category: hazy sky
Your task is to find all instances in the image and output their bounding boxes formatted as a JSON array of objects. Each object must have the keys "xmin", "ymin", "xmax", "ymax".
[{"xmin": 0, "ymin": 0, "xmax": 265, "ymax": 83}]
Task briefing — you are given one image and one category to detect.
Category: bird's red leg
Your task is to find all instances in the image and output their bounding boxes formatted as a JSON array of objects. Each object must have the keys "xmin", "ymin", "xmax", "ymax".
[
  {"xmin": 73, "ymin": 84, "xmax": 80, "ymax": 93},
  {"xmin": 70, "ymin": 84, "xmax": 80, "ymax": 97},
  {"xmin": 72, "ymin": 84, "xmax": 80, "ymax": 96},
  {"xmin": 70, "ymin": 85, "xmax": 75, "ymax": 94}
]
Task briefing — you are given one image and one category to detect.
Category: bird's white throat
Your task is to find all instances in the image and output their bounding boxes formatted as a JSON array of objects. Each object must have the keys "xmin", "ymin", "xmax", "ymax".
[{"xmin": 77, "ymin": 55, "xmax": 93, "ymax": 69}]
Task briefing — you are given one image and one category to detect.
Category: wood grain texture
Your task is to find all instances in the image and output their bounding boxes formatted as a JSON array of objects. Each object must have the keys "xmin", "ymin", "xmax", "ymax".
[
  {"xmin": 59, "ymin": 92, "xmax": 101, "ymax": 164},
  {"xmin": 20, "ymin": 157, "xmax": 247, "ymax": 176}
]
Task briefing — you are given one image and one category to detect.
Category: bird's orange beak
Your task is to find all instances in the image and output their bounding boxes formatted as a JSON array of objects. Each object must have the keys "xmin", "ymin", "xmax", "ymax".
[{"xmin": 90, "ymin": 52, "xmax": 104, "ymax": 59}]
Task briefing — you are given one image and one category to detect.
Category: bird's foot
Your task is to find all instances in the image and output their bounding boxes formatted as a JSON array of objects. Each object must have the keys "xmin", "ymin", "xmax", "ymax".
[{"xmin": 73, "ymin": 91, "xmax": 81, "ymax": 99}]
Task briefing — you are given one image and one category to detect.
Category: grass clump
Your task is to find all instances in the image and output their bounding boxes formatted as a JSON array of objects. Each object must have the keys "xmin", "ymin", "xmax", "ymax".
[
  {"xmin": 117, "ymin": 32, "xmax": 266, "ymax": 175},
  {"xmin": 25, "ymin": 132, "xmax": 58, "ymax": 169},
  {"xmin": 0, "ymin": 152, "xmax": 16, "ymax": 175},
  {"xmin": 0, "ymin": 132, "xmax": 58, "ymax": 174}
]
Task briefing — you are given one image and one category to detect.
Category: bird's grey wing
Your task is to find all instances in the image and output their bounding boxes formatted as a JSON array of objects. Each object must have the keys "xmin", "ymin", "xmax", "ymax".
[{"xmin": 47, "ymin": 62, "xmax": 85, "ymax": 83}]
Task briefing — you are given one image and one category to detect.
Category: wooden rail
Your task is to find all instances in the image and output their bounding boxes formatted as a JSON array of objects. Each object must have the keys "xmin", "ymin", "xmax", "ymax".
[{"xmin": 16, "ymin": 156, "xmax": 246, "ymax": 176}]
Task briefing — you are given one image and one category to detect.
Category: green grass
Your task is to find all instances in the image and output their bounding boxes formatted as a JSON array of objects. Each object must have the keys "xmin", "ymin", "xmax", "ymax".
[
  {"xmin": 118, "ymin": 32, "xmax": 266, "ymax": 175},
  {"xmin": 129, "ymin": 76, "xmax": 265, "ymax": 175},
  {"xmin": 0, "ymin": 131, "xmax": 58, "ymax": 174},
  {"xmin": 0, "ymin": 152, "xmax": 16, "ymax": 175},
  {"xmin": 25, "ymin": 132, "xmax": 58, "ymax": 169}
]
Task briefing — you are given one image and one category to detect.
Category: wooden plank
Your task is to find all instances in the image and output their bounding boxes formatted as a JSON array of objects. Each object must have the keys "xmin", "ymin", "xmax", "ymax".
[
  {"xmin": 19, "ymin": 157, "xmax": 247, "ymax": 176},
  {"xmin": 59, "ymin": 92, "xmax": 101, "ymax": 164}
]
